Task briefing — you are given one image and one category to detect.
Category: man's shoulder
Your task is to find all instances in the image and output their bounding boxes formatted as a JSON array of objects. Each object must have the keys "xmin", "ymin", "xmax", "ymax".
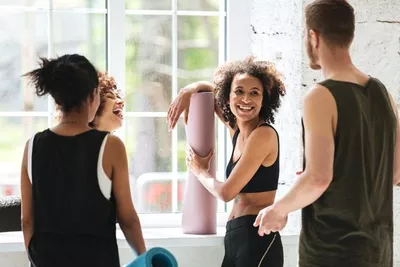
[{"xmin": 304, "ymin": 83, "xmax": 336, "ymax": 106}]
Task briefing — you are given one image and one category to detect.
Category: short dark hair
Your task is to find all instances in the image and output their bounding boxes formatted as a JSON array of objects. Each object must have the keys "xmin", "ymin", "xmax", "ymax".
[
  {"xmin": 305, "ymin": 0, "xmax": 355, "ymax": 47},
  {"xmin": 214, "ymin": 56, "xmax": 286, "ymax": 129},
  {"xmin": 24, "ymin": 54, "xmax": 99, "ymax": 113}
]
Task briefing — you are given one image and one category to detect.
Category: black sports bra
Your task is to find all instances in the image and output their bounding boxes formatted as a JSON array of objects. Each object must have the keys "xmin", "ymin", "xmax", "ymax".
[{"xmin": 225, "ymin": 123, "xmax": 280, "ymax": 193}]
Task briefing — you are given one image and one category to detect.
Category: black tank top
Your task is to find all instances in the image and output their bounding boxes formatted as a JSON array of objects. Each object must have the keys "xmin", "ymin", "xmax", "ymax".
[
  {"xmin": 28, "ymin": 129, "xmax": 119, "ymax": 267},
  {"xmin": 299, "ymin": 78, "xmax": 396, "ymax": 267},
  {"xmin": 226, "ymin": 123, "xmax": 280, "ymax": 193}
]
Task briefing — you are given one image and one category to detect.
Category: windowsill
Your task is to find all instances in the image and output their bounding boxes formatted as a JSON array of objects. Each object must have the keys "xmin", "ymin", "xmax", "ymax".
[{"xmin": 0, "ymin": 227, "xmax": 299, "ymax": 253}]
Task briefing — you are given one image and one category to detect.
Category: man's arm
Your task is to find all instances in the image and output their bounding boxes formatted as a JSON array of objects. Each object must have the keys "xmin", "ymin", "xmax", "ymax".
[{"xmin": 274, "ymin": 84, "xmax": 335, "ymax": 214}]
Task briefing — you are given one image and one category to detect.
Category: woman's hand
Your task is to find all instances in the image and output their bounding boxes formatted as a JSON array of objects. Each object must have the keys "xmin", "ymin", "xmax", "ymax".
[
  {"xmin": 186, "ymin": 146, "xmax": 214, "ymax": 177},
  {"xmin": 167, "ymin": 90, "xmax": 191, "ymax": 131},
  {"xmin": 167, "ymin": 81, "xmax": 215, "ymax": 131}
]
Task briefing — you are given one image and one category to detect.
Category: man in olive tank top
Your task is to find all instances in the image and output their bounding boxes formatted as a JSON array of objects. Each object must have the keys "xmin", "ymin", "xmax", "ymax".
[{"xmin": 253, "ymin": 1, "xmax": 400, "ymax": 266}]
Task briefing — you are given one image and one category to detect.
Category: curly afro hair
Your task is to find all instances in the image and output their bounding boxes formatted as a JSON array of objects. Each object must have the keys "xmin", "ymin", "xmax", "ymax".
[
  {"xmin": 88, "ymin": 72, "xmax": 121, "ymax": 127},
  {"xmin": 214, "ymin": 56, "xmax": 286, "ymax": 129}
]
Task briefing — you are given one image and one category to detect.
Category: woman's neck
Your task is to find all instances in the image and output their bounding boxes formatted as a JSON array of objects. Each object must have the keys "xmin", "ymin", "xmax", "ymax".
[
  {"xmin": 236, "ymin": 118, "xmax": 263, "ymax": 140},
  {"xmin": 95, "ymin": 125, "xmax": 114, "ymax": 132},
  {"xmin": 60, "ymin": 112, "xmax": 89, "ymax": 127},
  {"xmin": 91, "ymin": 118, "xmax": 115, "ymax": 133}
]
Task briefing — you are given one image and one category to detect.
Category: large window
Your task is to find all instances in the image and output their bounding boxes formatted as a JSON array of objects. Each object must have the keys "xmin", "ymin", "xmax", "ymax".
[
  {"xmin": 0, "ymin": 0, "xmax": 250, "ymax": 226},
  {"xmin": 0, "ymin": 0, "xmax": 107, "ymax": 197},
  {"xmin": 123, "ymin": 0, "xmax": 223, "ymax": 216}
]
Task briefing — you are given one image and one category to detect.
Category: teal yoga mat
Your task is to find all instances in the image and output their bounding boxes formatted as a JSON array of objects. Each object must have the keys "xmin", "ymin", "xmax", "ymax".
[{"xmin": 124, "ymin": 247, "xmax": 178, "ymax": 267}]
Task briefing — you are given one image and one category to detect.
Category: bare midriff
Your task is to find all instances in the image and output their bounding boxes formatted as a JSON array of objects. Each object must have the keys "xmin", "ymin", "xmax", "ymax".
[{"xmin": 228, "ymin": 190, "xmax": 276, "ymax": 220}]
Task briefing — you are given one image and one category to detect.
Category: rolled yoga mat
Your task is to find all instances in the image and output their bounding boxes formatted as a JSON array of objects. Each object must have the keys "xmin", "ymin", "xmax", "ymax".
[
  {"xmin": 181, "ymin": 91, "xmax": 217, "ymax": 235},
  {"xmin": 124, "ymin": 247, "xmax": 178, "ymax": 267}
]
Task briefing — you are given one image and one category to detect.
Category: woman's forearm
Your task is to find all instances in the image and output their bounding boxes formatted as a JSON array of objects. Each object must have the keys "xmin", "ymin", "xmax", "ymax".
[
  {"xmin": 180, "ymin": 81, "xmax": 225, "ymax": 121},
  {"xmin": 120, "ymin": 218, "xmax": 146, "ymax": 255},
  {"xmin": 180, "ymin": 81, "xmax": 215, "ymax": 95},
  {"xmin": 22, "ymin": 222, "xmax": 33, "ymax": 250}
]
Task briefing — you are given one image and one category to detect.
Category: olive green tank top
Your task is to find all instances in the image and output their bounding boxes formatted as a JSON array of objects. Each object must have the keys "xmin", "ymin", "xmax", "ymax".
[{"xmin": 299, "ymin": 77, "xmax": 397, "ymax": 267}]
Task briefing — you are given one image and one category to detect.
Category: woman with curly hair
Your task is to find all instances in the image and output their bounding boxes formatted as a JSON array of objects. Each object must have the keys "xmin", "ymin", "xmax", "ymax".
[
  {"xmin": 167, "ymin": 56, "xmax": 286, "ymax": 267},
  {"xmin": 89, "ymin": 72, "xmax": 124, "ymax": 132}
]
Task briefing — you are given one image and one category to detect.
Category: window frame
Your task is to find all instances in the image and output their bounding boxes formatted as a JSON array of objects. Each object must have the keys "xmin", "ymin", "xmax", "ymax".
[
  {"xmin": 108, "ymin": 0, "xmax": 251, "ymax": 228},
  {"xmin": 0, "ymin": 0, "xmax": 252, "ymax": 228}
]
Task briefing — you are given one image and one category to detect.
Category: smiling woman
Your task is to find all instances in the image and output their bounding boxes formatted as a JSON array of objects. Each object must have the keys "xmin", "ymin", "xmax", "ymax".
[
  {"xmin": 55, "ymin": 72, "xmax": 125, "ymax": 133},
  {"xmin": 214, "ymin": 57, "xmax": 285, "ymax": 130},
  {"xmin": 167, "ymin": 56, "xmax": 286, "ymax": 267},
  {"xmin": 89, "ymin": 72, "xmax": 125, "ymax": 133}
]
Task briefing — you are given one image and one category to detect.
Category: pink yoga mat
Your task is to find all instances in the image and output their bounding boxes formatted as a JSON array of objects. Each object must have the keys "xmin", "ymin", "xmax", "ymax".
[{"xmin": 182, "ymin": 92, "xmax": 217, "ymax": 234}]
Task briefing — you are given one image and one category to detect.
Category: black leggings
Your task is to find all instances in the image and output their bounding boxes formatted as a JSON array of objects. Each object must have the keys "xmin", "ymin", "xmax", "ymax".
[{"xmin": 222, "ymin": 215, "xmax": 284, "ymax": 267}]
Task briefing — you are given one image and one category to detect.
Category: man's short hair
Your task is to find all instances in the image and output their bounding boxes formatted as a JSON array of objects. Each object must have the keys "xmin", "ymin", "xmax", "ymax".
[{"xmin": 305, "ymin": 0, "xmax": 355, "ymax": 47}]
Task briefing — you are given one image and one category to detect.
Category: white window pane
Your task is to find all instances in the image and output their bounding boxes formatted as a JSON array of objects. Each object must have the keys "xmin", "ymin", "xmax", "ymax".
[
  {"xmin": 177, "ymin": 120, "xmax": 187, "ymax": 173},
  {"xmin": 125, "ymin": 15, "xmax": 172, "ymax": 112},
  {"xmin": 0, "ymin": 117, "xmax": 48, "ymax": 197},
  {"xmin": 52, "ymin": 0, "xmax": 105, "ymax": 9},
  {"xmin": 126, "ymin": 0, "xmax": 171, "ymax": 10},
  {"xmin": 178, "ymin": 16, "xmax": 219, "ymax": 88},
  {"xmin": 0, "ymin": 0, "xmax": 47, "ymax": 7},
  {"xmin": 133, "ymin": 172, "xmax": 185, "ymax": 214},
  {"xmin": 52, "ymin": 12, "xmax": 106, "ymax": 70},
  {"xmin": 178, "ymin": 0, "xmax": 219, "ymax": 11},
  {"xmin": 125, "ymin": 117, "xmax": 173, "ymax": 213},
  {"xmin": 0, "ymin": 11, "xmax": 48, "ymax": 111}
]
